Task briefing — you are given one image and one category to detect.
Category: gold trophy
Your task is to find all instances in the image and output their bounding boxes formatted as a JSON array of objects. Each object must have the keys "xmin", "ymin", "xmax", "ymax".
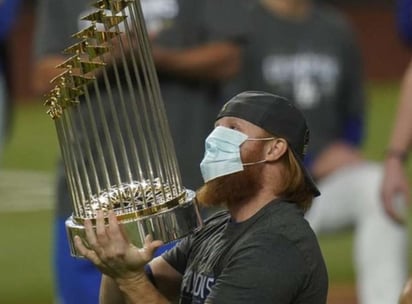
[{"xmin": 44, "ymin": 0, "xmax": 202, "ymax": 257}]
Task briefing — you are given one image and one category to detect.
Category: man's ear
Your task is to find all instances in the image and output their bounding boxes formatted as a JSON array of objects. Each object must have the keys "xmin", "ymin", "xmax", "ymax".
[{"xmin": 266, "ymin": 138, "xmax": 288, "ymax": 161}]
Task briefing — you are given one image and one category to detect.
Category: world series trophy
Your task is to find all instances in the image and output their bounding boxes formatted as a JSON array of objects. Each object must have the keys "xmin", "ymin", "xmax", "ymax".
[{"xmin": 44, "ymin": 0, "xmax": 202, "ymax": 257}]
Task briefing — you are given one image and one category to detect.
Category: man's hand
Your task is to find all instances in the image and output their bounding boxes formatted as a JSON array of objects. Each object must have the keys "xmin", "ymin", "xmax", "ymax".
[
  {"xmin": 381, "ymin": 157, "xmax": 410, "ymax": 224},
  {"xmin": 311, "ymin": 141, "xmax": 363, "ymax": 180},
  {"xmin": 74, "ymin": 209, "xmax": 163, "ymax": 280},
  {"xmin": 400, "ymin": 278, "xmax": 412, "ymax": 304}
]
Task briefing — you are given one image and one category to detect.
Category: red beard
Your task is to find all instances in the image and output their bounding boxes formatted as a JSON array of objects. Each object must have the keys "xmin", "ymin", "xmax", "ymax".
[{"xmin": 196, "ymin": 163, "xmax": 263, "ymax": 209}]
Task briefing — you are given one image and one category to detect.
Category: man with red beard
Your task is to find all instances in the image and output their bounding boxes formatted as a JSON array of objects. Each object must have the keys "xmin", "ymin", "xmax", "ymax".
[{"xmin": 75, "ymin": 91, "xmax": 328, "ymax": 304}]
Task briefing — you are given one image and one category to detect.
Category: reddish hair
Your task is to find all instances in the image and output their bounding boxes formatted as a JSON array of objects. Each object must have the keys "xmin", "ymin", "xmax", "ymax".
[{"xmin": 278, "ymin": 148, "xmax": 314, "ymax": 211}]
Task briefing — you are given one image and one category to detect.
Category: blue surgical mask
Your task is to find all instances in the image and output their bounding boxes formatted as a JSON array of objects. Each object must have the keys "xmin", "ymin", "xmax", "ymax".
[{"xmin": 200, "ymin": 126, "xmax": 274, "ymax": 183}]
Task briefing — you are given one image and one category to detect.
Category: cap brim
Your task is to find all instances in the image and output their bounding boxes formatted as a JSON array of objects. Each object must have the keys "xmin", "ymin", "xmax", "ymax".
[{"xmin": 291, "ymin": 149, "xmax": 321, "ymax": 197}]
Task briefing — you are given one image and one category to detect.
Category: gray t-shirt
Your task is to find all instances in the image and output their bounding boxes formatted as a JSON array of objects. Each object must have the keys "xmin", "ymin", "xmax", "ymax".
[
  {"xmin": 227, "ymin": 3, "xmax": 365, "ymax": 160},
  {"xmin": 163, "ymin": 200, "xmax": 328, "ymax": 303}
]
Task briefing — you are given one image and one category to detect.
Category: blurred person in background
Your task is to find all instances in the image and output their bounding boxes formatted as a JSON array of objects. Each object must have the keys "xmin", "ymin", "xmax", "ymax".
[
  {"xmin": 32, "ymin": 0, "xmax": 248, "ymax": 303},
  {"xmin": 381, "ymin": 0, "xmax": 412, "ymax": 225},
  {"xmin": 382, "ymin": 0, "xmax": 412, "ymax": 302},
  {"xmin": 381, "ymin": 58, "xmax": 411, "ymax": 223},
  {"xmin": 0, "ymin": 0, "xmax": 22, "ymax": 160},
  {"xmin": 226, "ymin": 0, "xmax": 408, "ymax": 303}
]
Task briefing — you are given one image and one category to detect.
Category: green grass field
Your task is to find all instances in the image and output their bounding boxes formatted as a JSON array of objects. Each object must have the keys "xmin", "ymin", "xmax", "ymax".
[{"xmin": 0, "ymin": 82, "xmax": 411, "ymax": 303}]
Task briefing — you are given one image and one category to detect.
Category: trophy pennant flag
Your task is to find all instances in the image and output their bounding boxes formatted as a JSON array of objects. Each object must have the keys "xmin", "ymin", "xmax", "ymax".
[{"xmin": 44, "ymin": 0, "xmax": 202, "ymax": 257}]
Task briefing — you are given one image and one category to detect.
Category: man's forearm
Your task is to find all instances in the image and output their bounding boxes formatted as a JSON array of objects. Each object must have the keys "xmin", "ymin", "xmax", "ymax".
[
  {"xmin": 100, "ymin": 275, "xmax": 127, "ymax": 304},
  {"xmin": 115, "ymin": 273, "xmax": 170, "ymax": 304},
  {"xmin": 388, "ymin": 60, "xmax": 412, "ymax": 156},
  {"xmin": 152, "ymin": 41, "xmax": 241, "ymax": 81}
]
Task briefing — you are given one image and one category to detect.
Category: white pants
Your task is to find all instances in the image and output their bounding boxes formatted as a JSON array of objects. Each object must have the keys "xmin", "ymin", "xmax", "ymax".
[{"xmin": 305, "ymin": 162, "xmax": 408, "ymax": 304}]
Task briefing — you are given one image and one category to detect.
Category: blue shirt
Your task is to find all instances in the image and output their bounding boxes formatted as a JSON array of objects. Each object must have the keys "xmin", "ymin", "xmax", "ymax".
[
  {"xmin": 0, "ymin": 0, "xmax": 21, "ymax": 41},
  {"xmin": 0, "ymin": 0, "xmax": 21, "ymax": 73},
  {"xmin": 396, "ymin": 0, "xmax": 412, "ymax": 45}
]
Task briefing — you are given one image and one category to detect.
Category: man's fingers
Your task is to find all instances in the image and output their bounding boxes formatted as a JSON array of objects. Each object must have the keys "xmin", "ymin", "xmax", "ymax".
[
  {"xmin": 108, "ymin": 209, "xmax": 124, "ymax": 240},
  {"xmin": 400, "ymin": 278, "xmax": 412, "ymax": 304},
  {"xmin": 95, "ymin": 210, "xmax": 109, "ymax": 244},
  {"xmin": 386, "ymin": 204, "xmax": 405, "ymax": 225},
  {"xmin": 74, "ymin": 235, "xmax": 102, "ymax": 265},
  {"xmin": 144, "ymin": 234, "xmax": 164, "ymax": 256},
  {"xmin": 84, "ymin": 218, "xmax": 99, "ymax": 247},
  {"xmin": 144, "ymin": 234, "xmax": 153, "ymax": 244},
  {"xmin": 74, "ymin": 235, "xmax": 88, "ymax": 254},
  {"xmin": 382, "ymin": 193, "xmax": 406, "ymax": 225},
  {"xmin": 84, "ymin": 214, "xmax": 109, "ymax": 258}
]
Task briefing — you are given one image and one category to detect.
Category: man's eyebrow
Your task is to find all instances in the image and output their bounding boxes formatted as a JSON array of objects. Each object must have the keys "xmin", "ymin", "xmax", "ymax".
[{"xmin": 214, "ymin": 117, "xmax": 242, "ymax": 128}]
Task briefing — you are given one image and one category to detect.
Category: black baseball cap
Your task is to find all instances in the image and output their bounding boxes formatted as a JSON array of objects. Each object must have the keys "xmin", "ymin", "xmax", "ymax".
[{"xmin": 216, "ymin": 91, "xmax": 320, "ymax": 197}]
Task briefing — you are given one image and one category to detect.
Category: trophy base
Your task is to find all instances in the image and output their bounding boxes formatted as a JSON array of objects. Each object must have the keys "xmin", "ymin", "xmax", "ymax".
[{"xmin": 66, "ymin": 189, "xmax": 202, "ymax": 257}]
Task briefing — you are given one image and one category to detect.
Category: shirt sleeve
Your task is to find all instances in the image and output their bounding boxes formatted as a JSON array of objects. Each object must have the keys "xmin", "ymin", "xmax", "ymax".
[
  {"xmin": 206, "ymin": 234, "xmax": 309, "ymax": 304},
  {"xmin": 161, "ymin": 235, "xmax": 192, "ymax": 275}
]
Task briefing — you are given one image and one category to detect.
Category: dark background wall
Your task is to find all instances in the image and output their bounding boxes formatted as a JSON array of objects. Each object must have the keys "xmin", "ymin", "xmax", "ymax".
[{"xmin": 7, "ymin": 0, "xmax": 412, "ymax": 101}]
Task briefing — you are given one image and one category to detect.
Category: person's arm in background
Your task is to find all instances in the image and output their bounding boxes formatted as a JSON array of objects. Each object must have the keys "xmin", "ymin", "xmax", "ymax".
[
  {"xmin": 34, "ymin": 0, "xmax": 251, "ymax": 94},
  {"xmin": 33, "ymin": 13, "xmax": 242, "ymax": 95},
  {"xmin": 152, "ymin": 42, "xmax": 241, "ymax": 82},
  {"xmin": 380, "ymin": 0, "xmax": 412, "ymax": 224},
  {"xmin": 400, "ymin": 277, "xmax": 412, "ymax": 304},
  {"xmin": 311, "ymin": 16, "xmax": 365, "ymax": 180},
  {"xmin": 381, "ymin": 59, "xmax": 412, "ymax": 224}
]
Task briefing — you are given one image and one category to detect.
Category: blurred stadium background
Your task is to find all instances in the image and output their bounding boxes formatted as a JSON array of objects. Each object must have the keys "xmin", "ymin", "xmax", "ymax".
[{"xmin": 1, "ymin": 0, "xmax": 411, "ymax": 303}]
